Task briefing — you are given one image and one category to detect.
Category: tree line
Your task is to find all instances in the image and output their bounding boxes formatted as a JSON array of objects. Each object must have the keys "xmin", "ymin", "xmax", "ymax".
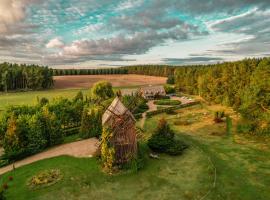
[
  {"xmin": 0, "ymin": 62, "xmax": 54, "ymax": 92},
  {"xmin": 174, "ymin": 58, "xmax": 270, "ymax": 134},
  {"xmin": 121, "ymin": 58, "xmax": 270, "ymax": 135},
  {"xmin": 53, "ymin": 68, "xmax": 128, "ymax": 76},
  {"xmin": 121, "ymin": 65, "xmax": 175, "ymax": 77}
]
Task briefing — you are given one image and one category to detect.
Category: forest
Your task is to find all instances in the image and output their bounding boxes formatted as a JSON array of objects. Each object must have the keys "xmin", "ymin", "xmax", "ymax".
[
  {"xmin": 122, "ymin": 58, "xmax": 270, "ymax": 135},
  {"xmin": 0, "ymin": 63, "xmax": 53, "ymax": 92},
  {"xmin": 122, "ymin": 65, "xmax": 175, "ymax": 77},
  {"xmin": 53, "ymin": 68, "xmax": 128, "ymax": 76}
]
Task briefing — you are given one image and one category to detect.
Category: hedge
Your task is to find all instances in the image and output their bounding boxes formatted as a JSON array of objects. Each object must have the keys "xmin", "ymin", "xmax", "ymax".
[{"xmin": 146, "ymin": 101, "xmax": 200, "ymax": 117}]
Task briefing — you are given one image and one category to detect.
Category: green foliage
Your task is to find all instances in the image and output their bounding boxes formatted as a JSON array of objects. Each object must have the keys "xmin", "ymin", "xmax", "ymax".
[
  {"xmin": 80, "ymin": 106, "xmax": 102, "ymax": 139},
  {"xmin": 0, "ymin": 95, "xmax": 87, "ymax": 162},
  {"xmin": 154, "ymin": 99, "xmax": 181, "ymax": 106},
  {"xmin": 73, "ymin": 91, "xmax": 84, "ymax": 102},
  {"xmin": 166, "ymin": 75, "xmax": 175, "ymax": 84},
  {"xmin": 101, "ymin": 127, "xmax": 115, "ymax": 173},
  {"xmin": 0, "ymin": 187, "xmax": 5, "ymax": 200},
  {"xmin": 37, "ymin": 97, "xmax": 49, "ymax": 106},
  {"xmin": 125, "ymin": 58, "xmax": 270, "ymax": 135},
  {"xmin": 90, "ymin": 81, "xmax": 114, "ymax": 101},
  {"xmin": 237, "ymin": 122, "xmax": 256, "ymax": 134},
  {"xmin": 148, "ymin": 118, "xmax": 188, "ymax": 155},
  {"xmin": 53, "ymin": 68, "xmax": 128, "ymax": 76},
  {"xmin": 226, "ymin": 116, "xmax": 232, "ymax": 135},
  {"xmin": 164, "ymin": 85, "xmax": 176, "ymax": 94},
  {"xmin": 0, "ymin": 62, "xmax": 53, "ymax": 92},
  {"xmin": 122, "ymin": 93, "xmax": 148, "ymax": 114}
]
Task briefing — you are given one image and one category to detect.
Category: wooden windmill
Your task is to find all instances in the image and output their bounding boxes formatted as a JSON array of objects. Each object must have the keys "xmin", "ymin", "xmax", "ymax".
[{"xmin": 101, "ymin": 94, "xmax": 140, "ymax": 164}]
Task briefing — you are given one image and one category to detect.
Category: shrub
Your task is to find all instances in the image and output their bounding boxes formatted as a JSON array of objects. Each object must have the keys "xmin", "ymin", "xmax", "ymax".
[
  {"xmin": 166, "ymin": 140, "xmax": 188, "ymax": 156},
  {"xmin": 237, "ymin": 122, "xmax": 256, "ymax": 134},
  {"xmin": 154, "ymin": 99, "xmax": 181, "ymax": 106},
  {"xmin": 164, "ymin": 85, "xmax": 176, "ymax": 94},
  {"xmin": 166, "ymin": 75, "xmax": 175, "ymax": 84},
  {"xmin": 73, "ymin": 91, "xmax": 84, "ymax": 102},
  {"xmin": 90, "ymin": 81, "xmax": 114, "ymax": 101},
  {"xmin": 0, "ymin": 187, "xmax": 5, "ymax": 200},
  {"xmin": 80, "ymin": 106, "xmax": 102, "ymax": 139},
  {"xmin": 147, "ymin": 118, "xmax": 188, "ymax": 156}
]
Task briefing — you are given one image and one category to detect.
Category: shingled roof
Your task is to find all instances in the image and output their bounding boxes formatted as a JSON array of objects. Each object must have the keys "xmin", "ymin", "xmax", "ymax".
[
  {"xmin": 141, "ymin": 85, "xmax": 165, "ymax": 95},
  {"xmin": 102, "ymin": 97, "xmax": 135, "ymax": 125}
]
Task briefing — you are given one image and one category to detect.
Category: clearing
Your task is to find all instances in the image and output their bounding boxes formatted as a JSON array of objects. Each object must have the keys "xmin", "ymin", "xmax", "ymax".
[{"xmin": 53, "ymin": 74, "xmax": 166, "ymax": 89}]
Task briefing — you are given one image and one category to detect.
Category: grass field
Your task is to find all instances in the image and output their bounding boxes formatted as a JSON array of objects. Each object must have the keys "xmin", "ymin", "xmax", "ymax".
[
  {"xmin": 143, "ymin": 104, "xmax": 270, "ymax": 200},
  {"xmin": 0, "ymin": 89, "xmax": 89, "ymax": 111},
  {"xmin": 1, "ymin": 149, "xmax": 212, "ymax": 200},
  {"xmin": 0, "ymin": 100, "xmax": 269, "ymax": 199}
]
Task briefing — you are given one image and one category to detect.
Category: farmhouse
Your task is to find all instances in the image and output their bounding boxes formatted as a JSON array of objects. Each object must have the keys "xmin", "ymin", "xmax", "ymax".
[
  {"xmin": 102, "ymin": 97, "xmax": 137, "ymax": 164},
  {"xmin": 140, "ymin": 85, "xmax": 166, "ymax": 99}
]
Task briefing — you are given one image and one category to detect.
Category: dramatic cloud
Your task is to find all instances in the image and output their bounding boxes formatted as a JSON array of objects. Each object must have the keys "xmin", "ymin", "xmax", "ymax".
[
  {"xmin": 46, "ymin": 38, "xmax": 64, "ymax": 49},
  {"xmin": 1, "ymin": 0, "xmax": 270, "ymax": 67},
  {"xmin": 163, "ymin": 57, "xmax": 224, "ymax": 65}
]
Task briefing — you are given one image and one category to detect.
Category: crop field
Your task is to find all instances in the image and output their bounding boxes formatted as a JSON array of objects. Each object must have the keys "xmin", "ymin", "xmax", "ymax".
[
  {"xmin": 0, "ymin": 74, "xmax": 166, "ymax": 112},
  {"xmin": 53, "ymin": 74, "xmax": 166, "ymax": 89}
]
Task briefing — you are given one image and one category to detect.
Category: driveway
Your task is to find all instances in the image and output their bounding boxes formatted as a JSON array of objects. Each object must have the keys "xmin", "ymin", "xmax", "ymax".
[{"xmin": 0, "ymin": 138, "xmax": 99, "ymax": 175}]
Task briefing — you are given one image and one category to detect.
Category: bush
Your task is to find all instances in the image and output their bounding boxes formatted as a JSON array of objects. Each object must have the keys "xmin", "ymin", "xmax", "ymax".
[
  {"xmin": 154, "ymin": 99, "xmax": 181, "ymax": 106},
  {"xmin": 0, "ymin": 187, "xmax": 5, "ymax": 200},
  {"xmin": 90, "ymin": 81, "xmax": 114, "ymax": 101},
  {"xmin": 164, "ymin": 85, "xmax": 176, "ymax": 94},
  {"xmin": 237, "ymin": 122, "xmax": 256, "ymax": 134},
  {"xmin": 147, "ymin": 118, "xmax": 188, "ymax": 156},
  {"xmin": 80, "ymin": 106, "xmax": 102, "ymax": 139},
  {"xmin": 166, "ymin": 140, "xmax": 188, "ymax": 156},
  {"xmin": 166, "ymin": 75, "xmax": 175, "ymax": 84}
]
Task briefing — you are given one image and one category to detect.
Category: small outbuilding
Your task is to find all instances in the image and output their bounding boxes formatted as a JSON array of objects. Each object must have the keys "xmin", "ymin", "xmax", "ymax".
[
  {"xmin": 140, "ymin": 85, "xmax": 166, "ymax": 100},
  {"xmin": 102, "ymin": 97, "xmax": 137, "ymax": 164}
]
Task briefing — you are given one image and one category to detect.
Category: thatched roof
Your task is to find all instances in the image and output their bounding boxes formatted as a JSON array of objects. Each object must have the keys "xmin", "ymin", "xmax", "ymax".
[
  {"xmin": 141, "ymin": 85, "xmax": 165, "ymax": 95},
  {"xmin": 102, "ymin": 97, "xmax": 136, "ymax": 125}
]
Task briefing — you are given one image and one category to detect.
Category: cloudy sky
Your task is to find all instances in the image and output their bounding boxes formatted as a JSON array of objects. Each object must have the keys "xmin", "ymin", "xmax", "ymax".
[{"xmin": 0, "ymin": 0, "xmax": 270, "ymax": 68}]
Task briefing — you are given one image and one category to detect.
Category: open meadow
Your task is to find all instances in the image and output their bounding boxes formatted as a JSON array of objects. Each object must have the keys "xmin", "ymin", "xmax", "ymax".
[
  {"xmin": 1, "ymin": 102, "xmax": 269, "ymax": 200},
  {"xmin": 0, "ymin": 74, "xmax": 166, "ymax": 111}
]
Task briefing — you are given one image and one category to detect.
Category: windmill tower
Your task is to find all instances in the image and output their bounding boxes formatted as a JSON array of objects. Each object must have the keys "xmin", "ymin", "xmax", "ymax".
[{"xmin": 102, "ymin": 97, "xmax": 137, "ymax": 164}]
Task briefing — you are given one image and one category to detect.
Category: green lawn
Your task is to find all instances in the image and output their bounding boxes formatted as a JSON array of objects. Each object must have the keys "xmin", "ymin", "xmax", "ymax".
[
  {"xmin": 1, "ymin": 149, "xmax": 212, "ymax": 200},
  {"xmin": 1, "ymin": 102, "xmax": 269, "ymax": 200},
  {"xmin": 143, "ymin": 104, "xmax": 270, "ymax": 200},
  {"xmin": 0, "ymin": 86, "xmax": 135, "ymax": 112},
  {"xmin": 0, "ymin": 89, "xmax": 89, "ymax": 111}
]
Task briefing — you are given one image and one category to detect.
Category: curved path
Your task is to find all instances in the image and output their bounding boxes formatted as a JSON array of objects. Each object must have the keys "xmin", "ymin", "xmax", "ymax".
[{"xmin": 0, "ymin": 138, "xmax": 99, "ymax": 175}]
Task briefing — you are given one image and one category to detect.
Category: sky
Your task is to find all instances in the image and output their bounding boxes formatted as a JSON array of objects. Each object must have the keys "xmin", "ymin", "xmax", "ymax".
[{"xmin": 0, "ymin": 0, "xmax": 270, "ymax": 68}]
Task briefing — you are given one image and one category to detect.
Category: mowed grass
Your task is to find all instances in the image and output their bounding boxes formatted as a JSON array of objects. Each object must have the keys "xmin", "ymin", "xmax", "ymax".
[
  {"xmin": 143, "ymin": 103, "xmax": 270, "ymax": 200},
  {"xmin": 1, "ymin": 149, "xmax": 212, "ymax": 200},
  {"xmin": 0, "ymin": 89, "xmax": 89, "ymax": 111},
  {"xmin": 0, "ymin": 86, "xmax": 135, "ymax": 112}
]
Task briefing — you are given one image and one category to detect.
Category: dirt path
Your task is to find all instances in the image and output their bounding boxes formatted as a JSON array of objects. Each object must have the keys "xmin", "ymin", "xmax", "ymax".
[
  {"xmin": 0, "ymin": 138, "xmax": 99, "ymax": 175},
  {"xmin": 140, "ymin": 97, "xmax": 195, "ymax": 128},
  {"xmin": 140, "ymin": 100, "xmax": 157, "ymax": 128}
]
